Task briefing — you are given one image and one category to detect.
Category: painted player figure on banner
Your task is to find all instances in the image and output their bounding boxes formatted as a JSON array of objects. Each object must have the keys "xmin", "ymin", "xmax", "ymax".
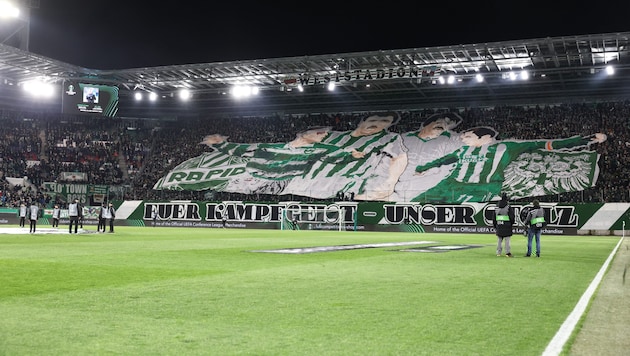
[
  {"xmin": 390, "ymin": 112, "xmax": 463, "ymax": 202},
  {"xmin": 414, "ymin": 126, "xmax": 607, "ymax": 203},
  {"xmin": 287, "ymin": 112, "xmax": 407, "ymax": 201},
  {"xmin": 193, "ymin": 127, "xmax": 361, "ymax": 196}
]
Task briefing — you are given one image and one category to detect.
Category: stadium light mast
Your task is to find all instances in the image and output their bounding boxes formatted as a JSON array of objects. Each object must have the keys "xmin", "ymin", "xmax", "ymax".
[{"xmin": 0, "ymin": 0, "xmax": 39, "ymax": 51}]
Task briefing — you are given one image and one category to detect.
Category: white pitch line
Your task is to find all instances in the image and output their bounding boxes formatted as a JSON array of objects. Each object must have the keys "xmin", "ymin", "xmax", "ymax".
[
  {"xmin": 0, "ymin": 227, "xmax": 94, "ymax": 234},
  {"xmin": 542, "ymin": 236, "xmax": 625, "ymax": 356}
]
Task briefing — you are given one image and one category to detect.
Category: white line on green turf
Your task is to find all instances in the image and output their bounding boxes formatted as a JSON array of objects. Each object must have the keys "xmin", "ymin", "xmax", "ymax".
[{"xmin": 542, "ymin": 236, "xmax": 625, "ymax": 356}]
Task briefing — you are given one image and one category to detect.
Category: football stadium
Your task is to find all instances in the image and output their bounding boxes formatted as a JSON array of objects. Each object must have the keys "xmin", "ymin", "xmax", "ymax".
[{"xmin": 0, "ymin": 2, "xmax": 629, "ymax": 355}]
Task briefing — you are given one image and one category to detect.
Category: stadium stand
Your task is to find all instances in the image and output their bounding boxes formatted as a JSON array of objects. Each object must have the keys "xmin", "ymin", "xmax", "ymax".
[
  {"xmin": 0, "ymin": 101, "xmax": 628, "ymax": 206},
  {"xmin": 2, "ymin": 32, "xmax": 630, "ymax": 206}
]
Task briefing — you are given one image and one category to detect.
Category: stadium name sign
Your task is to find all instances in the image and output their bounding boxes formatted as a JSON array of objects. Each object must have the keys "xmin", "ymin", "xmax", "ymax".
[
  {"xmin": 285, "ymin": 65, "xmax": 438, "ymax": 86},
  {"xmin": 133, "ymin": 201, "xmax": 592, "ymax": 235}
]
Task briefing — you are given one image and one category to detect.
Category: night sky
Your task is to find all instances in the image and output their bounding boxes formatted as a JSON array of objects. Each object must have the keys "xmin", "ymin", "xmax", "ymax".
[{"xmin": 23, "ymin": 1, "xmax": 630, "ymax": 70}]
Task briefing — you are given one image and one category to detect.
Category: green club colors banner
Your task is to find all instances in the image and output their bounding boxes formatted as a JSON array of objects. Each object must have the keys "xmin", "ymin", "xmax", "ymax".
[{"xmin": 153, "ymin": 113, "xmax": 604, "ymax": 204}]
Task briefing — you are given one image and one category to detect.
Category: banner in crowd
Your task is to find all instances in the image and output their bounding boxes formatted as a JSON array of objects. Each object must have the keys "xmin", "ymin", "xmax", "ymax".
[
  {"xmin": 153, "ymin": 112, "xmax": 605, "ymax": 203},
  {"xmin": 42, "ymin": 182, "xmax": 109, "ymax": 204},
  {"xmin": 108, "ymin": 200, "xmax": 627, "ymax": 234},
  {"xmin": 59, "ymin": 172, "xmax": 88, "ymax": 182},
  {"xmin": 2, "ymin": 200, "xmax": 627, "ymax": 234}
]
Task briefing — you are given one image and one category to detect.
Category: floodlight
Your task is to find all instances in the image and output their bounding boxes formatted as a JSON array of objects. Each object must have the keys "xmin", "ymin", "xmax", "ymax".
[
  {"xmin": 327, "ymin": 82, "xmax": 335, "ymax": 91},
  {"xmin": 0, "ymin": 1, "xmax": 20, "ymax": 18},
  {"xmin": 22, "ymin": 80, "xmax": 54, "ymax": 98},
  {"xmin": 475, "ymin": 74, "xmax": 484, "ymax": 83},
  {"xmin": 230, "ymin": 85, "xmax": 259, "ymax": 99},
  {"xmin": 134, "ymin": 92, "xmax": 142, "ymax": 101},
  {"xmin": 520, "ymin": 70, "xmax": 529, "ymax": 80},
  {"xmin": 149, "ymin": 92, "xmax": 158, "ymax": 101},
  {"xmin": 178, "ymin": 89, "xmax": 191, "ymax": 100},
  {"xmin": 606, "ymin": 65, "xmax": 614, "ymax": 75}
]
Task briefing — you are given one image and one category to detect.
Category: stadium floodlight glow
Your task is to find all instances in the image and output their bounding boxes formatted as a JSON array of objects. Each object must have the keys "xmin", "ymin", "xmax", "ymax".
[
  {"xmin": 447, "ymin": 75, "xmax": 455, "ymax": 84},
  {"xmin": 520, "ymin": 70, "xmax": 530, "ymax": 80},
  {"xmin": 606, "ymin": 65, "xmax": 615, "ymax": 75},
  {"xmin": 509, "ymin": 71, "xmax": 518, "ymax": 81},
  {"xmin": 178, "ymin": 89, "xmax": 191, "ymax": 101},
  {"xmin": 438, "ymin": 76, "xmax": 446, "ymax": 84},
  {"xmin": 22, "ymin": 80, "xmax": 54, "ymax": 98},
  {"xmin": 148, "ymin": 92, "xmax": 158, "ymax": 101},
  {"xmin": 230, "ymin": 84, "xmax": 259, "ymax": 99},
  {"xmin": 0, "ymin": 1, "xmax": 20, "ymax": 19},
  {"xmin": 134, "ymin": 92, "xmax": 142, "ymax": 101},
  {"xmin": 327, "ymin": 82, "xmax": 335, "ymax": 91},
  {"xmin": 297, "ymin": 84, "xmax": 304, "ymax": 92},
  {"xmin": 475, "ymin": 73, "xmax": 484, "ymax": 83}
]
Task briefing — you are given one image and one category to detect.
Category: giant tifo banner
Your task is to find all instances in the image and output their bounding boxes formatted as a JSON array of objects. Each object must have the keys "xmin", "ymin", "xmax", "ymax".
[
  {"xmin": 104, "ymin": 201, "xmax": 629, "ymax": 235},
  {"xmin": 152, "ymin": 112, "xmax": 606, "ymax": 203}
]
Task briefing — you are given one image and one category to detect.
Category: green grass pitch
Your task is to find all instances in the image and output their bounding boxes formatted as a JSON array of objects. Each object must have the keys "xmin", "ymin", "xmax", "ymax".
[{"xmin": 0, "ymin": 226, "xmax": 619, "ymax": 355}]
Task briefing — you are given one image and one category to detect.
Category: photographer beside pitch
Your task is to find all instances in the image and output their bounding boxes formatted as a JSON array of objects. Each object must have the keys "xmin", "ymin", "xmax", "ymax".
[
  {"xmin": 524, "ymin": 199, "xmax": 545, "ymax": 257},
  {"xmin": 492, "ymin": 193, "xmax": 514, "ymax": 257}
]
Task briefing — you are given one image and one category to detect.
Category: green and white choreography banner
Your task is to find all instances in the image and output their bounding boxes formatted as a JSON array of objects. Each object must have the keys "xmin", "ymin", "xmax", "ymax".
[{"xmin": 153, "ymin": 112, "xmax": 606, "ymax": 203}]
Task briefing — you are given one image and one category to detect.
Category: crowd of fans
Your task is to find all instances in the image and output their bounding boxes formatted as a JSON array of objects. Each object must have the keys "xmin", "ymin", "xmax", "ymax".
[{"xmin": 1, "ymin": 100, "xmax": 629, "ymax": 208}]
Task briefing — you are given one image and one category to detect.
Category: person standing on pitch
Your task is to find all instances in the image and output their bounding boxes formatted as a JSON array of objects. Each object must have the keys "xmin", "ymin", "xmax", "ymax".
[
  {"xmin": 68, "ymin": 199, "xmax": 79, "ymax": 234},
  {"xmin": 52, "ymin": 205, "xmax": 60, "ymax": 228},
  {"xmin": 492, "ymin": 193, "xmax": 514, "ymax": 257},
  {"xmin": 105, "ymin": 203, "xmax": 116, "ymax": 233},
  {"xmin": 18, "ymin": 201, "xmax": 27, "ymax": 228},
  {"xmin": 28, "ymin": 201, "xmax": 39, "ymax": 234},
  {"xmin": 97, "ymin": 202, "xmax": 107, "ymax": 232},
  {"xmin": 525, "ymin": 199, "xmax": 545, "ymax": 257}
]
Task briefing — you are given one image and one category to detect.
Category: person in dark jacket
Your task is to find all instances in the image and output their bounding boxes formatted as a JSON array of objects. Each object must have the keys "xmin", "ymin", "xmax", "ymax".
[
  {"xmin": 492, "ymin": 193, "xmax": 514, "ymax": 257},
  {"xmin": 525, "ymin": 199, "xmax": 545, "ymax": 257},
  {"xmin": 106, "ymin": 203, "xmax": 116, "ymax": 233},
  {"xmin": 97, "ymin": 203, "xmax": 106, "ymax": 232},
  {"xmin": 28, "ymin": 201, "xmax": 40, "ymax": 234}
]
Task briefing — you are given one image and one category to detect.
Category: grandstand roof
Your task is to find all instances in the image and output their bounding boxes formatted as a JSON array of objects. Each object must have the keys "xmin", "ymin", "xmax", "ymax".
[{"xmin": 2, "ymin": 31, "xmax": 630, "ymax": 117}]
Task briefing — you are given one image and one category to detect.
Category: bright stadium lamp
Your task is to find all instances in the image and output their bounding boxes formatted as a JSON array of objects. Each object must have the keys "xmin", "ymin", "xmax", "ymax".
[
  {"xmin": 22, "ymin": 80, "xmax": 54, "ymax": 98},
  {"xmin": 134, "ymin": 92, "xmax": 142, "ymax": 101},
  {"xmin": 230, "ymin": 85, "xmax": 259, "ymax": 99},
  {"xmin": 178, "ymin": 89, "xmax": 191, "ymax": 101},
  {"xmin": 0, "ymin": 1, "xmax": 19, "ymax": 18},
  {"xmin": 0, "ymin": 0, "xmax": 33, "ymax": 51},
  {"xmin": 149, "ymin": 92, "xmax": 158, "ymax": 101},
  {"xmin": 520, "ymin": 70, "xmax": 529, "ymax": 80}
]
